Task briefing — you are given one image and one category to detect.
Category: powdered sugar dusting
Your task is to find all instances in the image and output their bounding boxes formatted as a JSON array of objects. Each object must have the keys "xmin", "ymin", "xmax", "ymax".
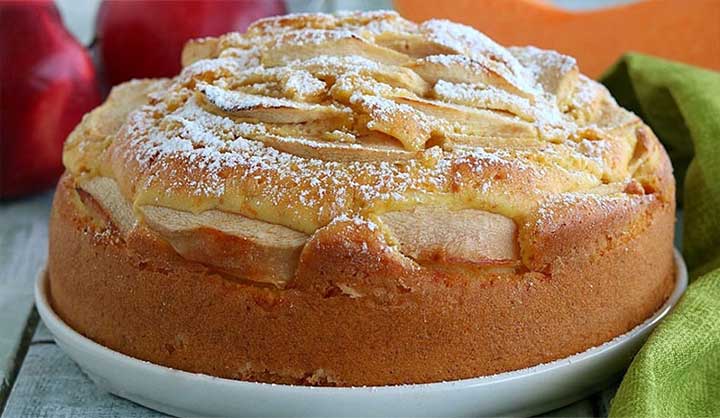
[
  {"xmin": 200, "ymin": 83, "xmax": 306, "ymax": 111},
  {"xmin": 94, "ymin": 10, "xmax": 642, "ymax": 234}
]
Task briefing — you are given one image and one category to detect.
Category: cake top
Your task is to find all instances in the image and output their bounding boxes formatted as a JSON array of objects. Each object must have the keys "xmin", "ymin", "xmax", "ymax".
[{"xmin": 63, "ymin": 10, "xmax": 671, "ymax": 235}]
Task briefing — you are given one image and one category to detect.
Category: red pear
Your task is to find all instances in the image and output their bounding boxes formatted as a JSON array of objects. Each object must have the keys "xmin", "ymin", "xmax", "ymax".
[
  {"xmin": 0, "ymin": 0, "xmax": 101, "ymax": 198},
  {"xmin": 96, "ymin": 0, "xmax": 286, "ymax": 86}
]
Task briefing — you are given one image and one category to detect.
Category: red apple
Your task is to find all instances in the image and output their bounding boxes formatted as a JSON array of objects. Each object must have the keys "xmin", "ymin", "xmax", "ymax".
[
  {"xmin": 0, "ymin": 0, "xmax": 101, "ymax": 199},
  {"xmin": 96, "ymin": 0, "xmax": 286, "ymax": 86}
]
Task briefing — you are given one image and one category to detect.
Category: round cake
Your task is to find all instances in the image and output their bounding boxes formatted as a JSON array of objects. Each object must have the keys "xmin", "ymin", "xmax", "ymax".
[{"xmin": 49, "ymin": 11, "xmax": 676, "ymax": 386}]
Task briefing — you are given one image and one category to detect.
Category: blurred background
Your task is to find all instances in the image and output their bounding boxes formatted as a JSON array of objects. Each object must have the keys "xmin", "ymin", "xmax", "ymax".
[{"xmin": 56, "ymin": 0, "xmax": 640, "ymax": 46}]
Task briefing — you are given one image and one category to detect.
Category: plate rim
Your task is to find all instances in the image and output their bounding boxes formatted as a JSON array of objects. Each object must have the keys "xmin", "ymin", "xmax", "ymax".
[{"xmin": 35, "ymin": 248, "xmax": 688, "ymax": 394}]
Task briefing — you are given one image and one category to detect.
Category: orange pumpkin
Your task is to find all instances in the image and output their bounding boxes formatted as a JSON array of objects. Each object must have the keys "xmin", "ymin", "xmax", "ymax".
[{"xmin": 394, "ymin": 0, "xmax": 720, "ymax": 78}]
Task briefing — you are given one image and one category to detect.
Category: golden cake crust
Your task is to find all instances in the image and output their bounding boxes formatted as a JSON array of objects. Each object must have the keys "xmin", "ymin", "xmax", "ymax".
[
  {"xmin": 50, "ymin": 173, "xmax": 674, "ymax": 385},
  {"xmin": 49, "ymin": 10, "xmax": 676, "ymax": 386}
]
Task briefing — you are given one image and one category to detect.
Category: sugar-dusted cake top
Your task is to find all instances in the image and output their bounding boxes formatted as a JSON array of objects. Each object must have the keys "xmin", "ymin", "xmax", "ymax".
[{"xmin": 63, "ymin": 10, "xmax": 672, "ymax": 235}]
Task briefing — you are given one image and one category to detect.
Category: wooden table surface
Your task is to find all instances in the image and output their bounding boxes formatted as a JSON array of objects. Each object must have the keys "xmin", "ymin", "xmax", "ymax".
[{"xmin": 0, "ymin": 190, "xmax": 621, "ymax": 417}]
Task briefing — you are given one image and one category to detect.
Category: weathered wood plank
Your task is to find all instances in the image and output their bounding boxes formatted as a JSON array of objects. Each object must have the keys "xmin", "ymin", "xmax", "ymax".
[
  {"xmin": 30, "ymin": 318, "xmax": 54, "ymax": 344},
  {"xmin": 1, "ymin": 336, "xmax": 164, "ymax": 418},
  {"xmin": 0, "ymin": 191, "xmax": 53, "ymax": 407}
]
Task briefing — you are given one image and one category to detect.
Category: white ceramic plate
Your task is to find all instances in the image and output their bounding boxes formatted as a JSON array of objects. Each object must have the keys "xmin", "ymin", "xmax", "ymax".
[{"xmin": 35, "ymin": 250, "xmax": 687, "ymax": 418}]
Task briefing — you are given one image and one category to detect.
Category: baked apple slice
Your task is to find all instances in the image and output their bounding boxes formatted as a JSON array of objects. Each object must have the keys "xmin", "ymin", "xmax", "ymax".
[
  {"xmin": 407, "ymin": 55, "xmax": 534, "ymax": 98},
  {"xmin": 509, "ymin": 46, "xmax": 579, "ymax": 109},
  {"xmin": 378, "ymin": 206, "xmax": 519, "ymax": 265},
  {"xmin": 374, "ymin": 32, "xmax": 456, "ymax": 58},
  {"xmin": 392, "ymin": 96, "xmax": 536, "ymax": 139},
  {"xmin": 294, "ymin": 55, "xmax": 430, "ymax": 96},
  {"xmin": 198, "ymin": 82, "xmax": 350, "ymax": 124},
  {"xmin": 78, "ymin": 176, "xmax": 308, "ymax": 287},
  {"xmin": 139, "ymin": 205, "xmax": 308, "ymax": 287},
  {"xmin": 256, "ymin": 132, "xmax": 417, "ymax": 162},
  {"xmin": 78, "ymin": 177, "xmax": 136, "ymax": 234},
  {"xmin": 261, "ymin": 30, "xmax": 410, "ymax": 67}
]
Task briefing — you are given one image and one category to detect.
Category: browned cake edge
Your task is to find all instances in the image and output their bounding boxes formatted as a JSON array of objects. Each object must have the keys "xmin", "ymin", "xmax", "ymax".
[{"xmin": 48, "ymin": 173, "xmax": 675, "ymax": 386}]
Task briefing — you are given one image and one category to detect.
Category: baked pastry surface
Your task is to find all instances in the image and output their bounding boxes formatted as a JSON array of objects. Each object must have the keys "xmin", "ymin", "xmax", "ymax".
[{"xmin": 49, "ymin": 11, "xmax": 675, "ymax": 386}]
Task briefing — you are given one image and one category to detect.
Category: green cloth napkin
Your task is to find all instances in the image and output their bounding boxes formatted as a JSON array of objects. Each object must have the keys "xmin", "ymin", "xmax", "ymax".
[{"xmin": 599, "ymin": 54, "xmax": 720, "ymax": 417}]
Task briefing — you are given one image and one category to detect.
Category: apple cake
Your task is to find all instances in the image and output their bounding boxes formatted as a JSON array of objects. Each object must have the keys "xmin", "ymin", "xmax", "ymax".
[{"xmin": 48, "ymin": 11, "xmax": 676, "ymax": 386}]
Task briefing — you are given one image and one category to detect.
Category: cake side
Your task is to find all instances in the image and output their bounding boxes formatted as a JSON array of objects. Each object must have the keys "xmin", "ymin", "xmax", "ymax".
[{"xmin": 49, "ymin": 171, "xmax": 674, "ymax": 386}]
